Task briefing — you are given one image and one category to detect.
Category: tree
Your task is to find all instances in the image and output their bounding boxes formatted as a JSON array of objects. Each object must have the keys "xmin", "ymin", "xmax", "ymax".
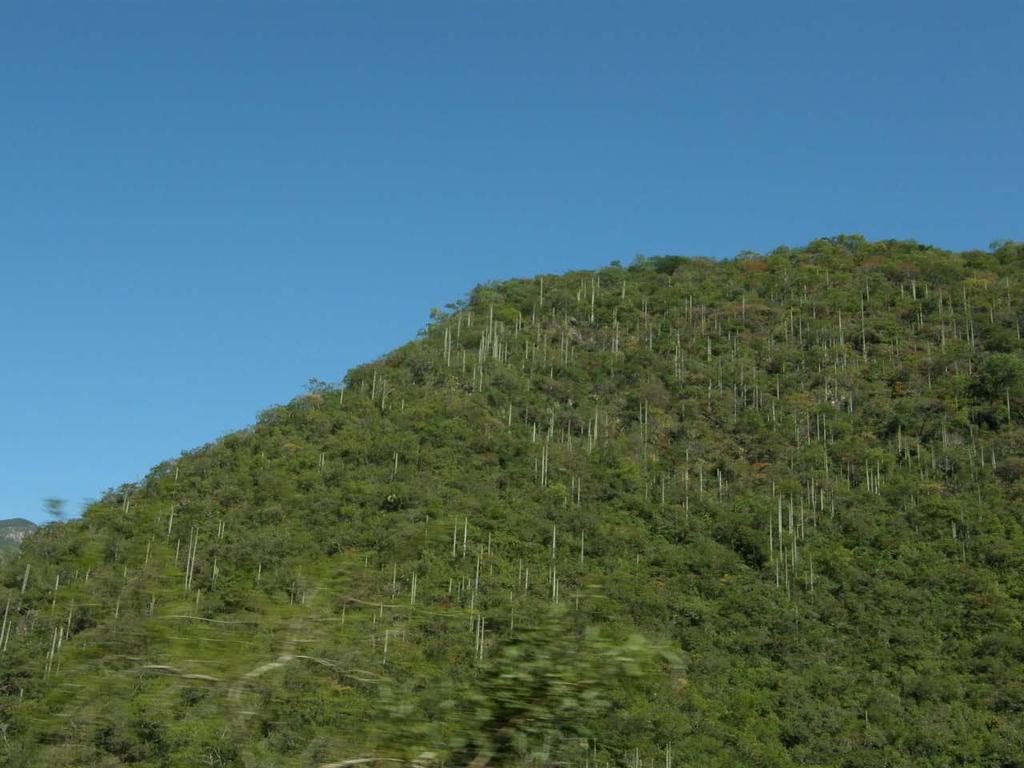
[
  {"xmin": 42, "ymin": 497, "xmax": 66, "ymax": 520},
  {"xmin": 973, "ymin": 354, "xmax": 1023, "ymax": 400}
]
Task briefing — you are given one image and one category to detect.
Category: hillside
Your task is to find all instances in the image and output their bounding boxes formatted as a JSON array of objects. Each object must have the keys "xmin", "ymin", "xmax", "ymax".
[{"xmin": 2, "ymin": 236, "xmax": 1023, "ymax": 767}]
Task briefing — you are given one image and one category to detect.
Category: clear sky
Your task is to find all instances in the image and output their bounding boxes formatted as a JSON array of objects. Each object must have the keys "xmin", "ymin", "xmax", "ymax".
[{"xmin": 2, "ymin": 1, "xmax": 1021, "ymax": 523}]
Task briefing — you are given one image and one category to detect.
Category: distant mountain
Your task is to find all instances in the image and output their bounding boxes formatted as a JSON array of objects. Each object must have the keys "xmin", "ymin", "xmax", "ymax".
[{"xmin": 0, "ymin": 518, "xmax": 36, "ymax": 554}]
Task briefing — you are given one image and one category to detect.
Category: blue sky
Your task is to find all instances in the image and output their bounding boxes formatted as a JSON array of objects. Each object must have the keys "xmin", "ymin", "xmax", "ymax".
[{"xmin": 2, "ymin": 1, "xmax": 1021, "ymax": 523}]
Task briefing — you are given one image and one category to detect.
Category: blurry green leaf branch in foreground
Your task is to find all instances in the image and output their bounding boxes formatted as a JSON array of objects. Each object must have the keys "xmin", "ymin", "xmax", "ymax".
[{"xmin": 435, "ymin": 609, "xmax": 679, "ymax": 767}]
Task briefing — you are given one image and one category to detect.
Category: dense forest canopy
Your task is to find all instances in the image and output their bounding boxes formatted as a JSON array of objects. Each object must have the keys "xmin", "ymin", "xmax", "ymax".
[{"xmin": 2, "ymin": 236, "xmax": 1023, "ymax": 767}]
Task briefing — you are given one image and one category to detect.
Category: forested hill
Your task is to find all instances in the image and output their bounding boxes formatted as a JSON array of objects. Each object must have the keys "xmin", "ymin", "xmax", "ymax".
[{"xmin": 3, "ymin": 236, "xmax": 1024, "ymax": 767}]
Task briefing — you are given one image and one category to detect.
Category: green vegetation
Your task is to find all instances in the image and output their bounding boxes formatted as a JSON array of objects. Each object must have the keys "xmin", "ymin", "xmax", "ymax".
[{"xmin": 2, "ymin": 236, "xmax": 1023, "ymax": 767}]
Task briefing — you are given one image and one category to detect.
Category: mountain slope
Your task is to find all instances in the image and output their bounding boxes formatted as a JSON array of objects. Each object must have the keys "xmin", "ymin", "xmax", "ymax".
[{"xmin": 2, "ymin": 236, "xmax": 1023, "ymax": 767}]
